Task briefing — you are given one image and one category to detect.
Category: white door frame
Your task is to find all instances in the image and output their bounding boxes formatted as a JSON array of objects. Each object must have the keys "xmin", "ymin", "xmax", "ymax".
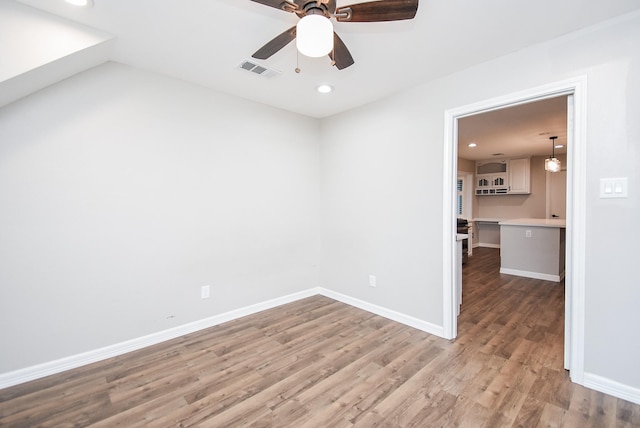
[{"xmin": 441, "ymin": 77, "xmax": 587, "ymax": 383}]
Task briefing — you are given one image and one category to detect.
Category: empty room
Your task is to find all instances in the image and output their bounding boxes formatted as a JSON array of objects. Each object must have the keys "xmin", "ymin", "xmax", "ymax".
[{"xmin": 1, "ymin": 0, "xmax": 640, "ymax": 426}]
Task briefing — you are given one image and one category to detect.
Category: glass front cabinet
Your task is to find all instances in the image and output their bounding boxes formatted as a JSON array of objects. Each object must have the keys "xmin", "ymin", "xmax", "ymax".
[{"xmin": 475, "ymin": 158, "xmax": 530, "ymax": 195}]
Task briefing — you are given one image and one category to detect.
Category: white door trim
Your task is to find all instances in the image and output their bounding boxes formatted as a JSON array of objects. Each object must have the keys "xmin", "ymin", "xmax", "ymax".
[{"xmin": 442, "ymin": 76, "xmax": 587, "ymax": 384}]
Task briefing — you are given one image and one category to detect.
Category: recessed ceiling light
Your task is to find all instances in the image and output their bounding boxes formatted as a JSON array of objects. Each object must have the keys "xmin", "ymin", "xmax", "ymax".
[
  {"xmin": 316, "ymin": 84, "xmax": 333, "ymax": 94},
  {"xmin": 65, "ymin": 0, "xmax": 93, "ymax": 7},
  {"xmin": 468, "ymin": 143, "xmax": 477, "ymax": 148}
]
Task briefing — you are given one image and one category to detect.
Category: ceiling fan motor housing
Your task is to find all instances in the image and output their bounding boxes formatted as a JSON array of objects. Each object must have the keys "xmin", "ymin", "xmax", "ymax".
[{"xmin": 295, "ymin": 0, "xmax": 336, "ymax": 18}]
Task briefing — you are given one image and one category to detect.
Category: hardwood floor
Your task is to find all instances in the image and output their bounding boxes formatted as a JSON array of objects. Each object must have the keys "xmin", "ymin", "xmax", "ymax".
[{"xmin": 2, "ymin": 247, "xmax": 639, "ymax": 427}]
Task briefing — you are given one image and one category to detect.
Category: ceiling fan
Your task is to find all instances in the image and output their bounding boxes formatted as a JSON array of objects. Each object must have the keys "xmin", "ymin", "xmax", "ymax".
[{"xmin": 249, "ymin": 0, "xmax": 419, "ymax": 70}]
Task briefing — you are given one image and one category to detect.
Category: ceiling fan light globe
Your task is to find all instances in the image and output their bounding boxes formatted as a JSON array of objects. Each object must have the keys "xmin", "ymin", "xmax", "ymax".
[{"xmin": 296, "ymin": 15, "xmax": 333, "ymax": 58}]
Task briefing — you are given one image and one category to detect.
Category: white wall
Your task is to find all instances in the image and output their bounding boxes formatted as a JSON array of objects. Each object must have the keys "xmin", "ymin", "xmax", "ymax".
[
  {"xmin": 0, "ymin": 62, "xmax": 321, "ymax": 373},
  {"xmin": 320, "ymin": 92, "xmax": 445, "ymax": 323},
  {"xmin": 320, "ymin": 11, "xmax": 640, "ymax": 390}
]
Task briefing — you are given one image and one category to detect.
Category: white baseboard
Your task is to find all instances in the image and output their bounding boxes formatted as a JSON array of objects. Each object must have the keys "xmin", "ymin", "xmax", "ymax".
[
  {"xmin": 0, "ymin": 288, "xmax": 443, "ymax": 389},
  {"xmin": 478, "ymin": 243, "xmax": 500, "ymax": 249},
  {"xmin": 0, "ymin": 287, "xmax": 321, "ymax": 390},
  {"xmin": 499, "ymin": 267, "xmax": 562, "ymax": 282},
  {"xmin": 317, "ymin": 288, "xmax": 444, "ymax": 337},
  {"xmin": 583, "ymin": 372, "xmax": 640, "ymax": 405},
  {"xmin": 3, "ymin": 288, "xmax": 639, "ymax": 408}
]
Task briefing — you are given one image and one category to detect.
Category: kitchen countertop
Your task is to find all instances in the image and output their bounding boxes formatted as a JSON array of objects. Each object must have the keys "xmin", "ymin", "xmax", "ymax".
[
  {"xmin": 472, "ymin": 218, "xmax": 503, "ymax": 223},
  {"xmin": 499, "ymin": 218, "xmax": 566, "ymax": 228}
]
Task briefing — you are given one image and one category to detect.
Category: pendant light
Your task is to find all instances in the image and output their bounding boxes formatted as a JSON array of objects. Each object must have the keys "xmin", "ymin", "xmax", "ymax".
[
  {"xmin": 545, "ymin": 136, "xmax": 561, "ymax": 173},
  {"xmin": 296, "ymin": 11, "xmax": 334, "ymax": 58}
]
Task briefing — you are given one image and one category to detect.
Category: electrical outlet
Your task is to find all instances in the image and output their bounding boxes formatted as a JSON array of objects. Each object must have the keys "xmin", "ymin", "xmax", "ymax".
[
  {"xmin": 369, "ymin": 275, "xmax": 377, "ymax": 288},
  {"xmin": 525, "ymin": 230, "xmax": 532, "ymax": 238},
  {"xmin": 201, "ymin": 285, "xmax": 210, "ymax": 299}
]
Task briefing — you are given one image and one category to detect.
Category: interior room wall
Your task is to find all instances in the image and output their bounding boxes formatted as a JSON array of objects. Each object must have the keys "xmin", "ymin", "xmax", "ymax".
[
  {"xmin": 0, "ymin": 62, "xmax": 321, "ymax": 373},
  {"xmin": 320, "ymin": 97, "xmax": 442, "ymax": 323},
  {"xmin": 320, "ymin": 11, "xmax": 640, "ymax": 391}
]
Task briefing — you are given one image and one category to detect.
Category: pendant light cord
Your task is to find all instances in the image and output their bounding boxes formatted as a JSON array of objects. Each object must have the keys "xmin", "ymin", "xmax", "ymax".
[{"xmin": 550, "ymin": 136, "xmax": 558, "ymax": 158}]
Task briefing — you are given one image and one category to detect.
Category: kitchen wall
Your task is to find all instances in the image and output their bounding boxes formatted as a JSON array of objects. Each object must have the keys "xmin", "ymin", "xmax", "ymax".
[
  {"xmin": 457, "ymin": 157, "xmax": 475, "ymax": 174},
  {"xmin": 0, "ymin": 62, "xmax": 321, "ymax": 373}
]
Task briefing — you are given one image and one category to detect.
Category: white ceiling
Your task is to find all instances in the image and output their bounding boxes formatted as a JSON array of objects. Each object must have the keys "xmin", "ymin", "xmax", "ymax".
[
  {"xmin": 8, "ymin": 0, "xmax": 640, "ymax": 118},
  {"xmin": 457, "ymin": 96, "xmax": 568, "ymax": 161}
]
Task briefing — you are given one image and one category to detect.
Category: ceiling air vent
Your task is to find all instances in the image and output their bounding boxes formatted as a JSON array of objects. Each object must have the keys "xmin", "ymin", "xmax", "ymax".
[{"xmin": 237, "ymin": 60, "xmax": 281, "ymax": 79}]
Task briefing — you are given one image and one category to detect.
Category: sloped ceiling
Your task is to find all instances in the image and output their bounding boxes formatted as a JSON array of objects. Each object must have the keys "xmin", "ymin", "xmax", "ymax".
[
  {"xmin": 0, "ymin": 0, "xmax": 113, "ymax": 108},
  {"xmin": 4, "ymin": 0, "xmax": 640, "ymax": 119}
]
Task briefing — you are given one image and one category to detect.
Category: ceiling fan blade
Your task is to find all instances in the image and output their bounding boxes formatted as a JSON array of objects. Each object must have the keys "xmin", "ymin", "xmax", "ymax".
[
  {"xmin": 336, "ymin": 0, "xmax": 418, "ymax": 22},
  {"xmin": 252, "ymin": 26, "xmax": 297, "ymax": 60},
  {"xmin": 329, "ymin": 32, "xmax": 354, "ymax": 70},
  {"xmin": 248, "ymin": 0, "xmax": 299, "ymax": 13}
]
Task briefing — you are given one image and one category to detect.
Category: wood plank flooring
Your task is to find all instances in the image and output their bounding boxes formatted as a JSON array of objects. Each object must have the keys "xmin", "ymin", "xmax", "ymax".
[{"xmin": 2, "ymin": 247, "xmax": 640, "ymax": 427}]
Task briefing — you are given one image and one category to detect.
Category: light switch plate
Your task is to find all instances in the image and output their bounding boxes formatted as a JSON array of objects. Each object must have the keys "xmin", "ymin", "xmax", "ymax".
[{"xmin": 600, "ymin": 177, "xmax": 628, "ymax": 198}]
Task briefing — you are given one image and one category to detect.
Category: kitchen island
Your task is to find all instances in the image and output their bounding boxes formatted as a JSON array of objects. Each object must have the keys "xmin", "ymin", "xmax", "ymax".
[{"xmin": 499, "ymin": 218, "xmax": 566, "ymax": 282}]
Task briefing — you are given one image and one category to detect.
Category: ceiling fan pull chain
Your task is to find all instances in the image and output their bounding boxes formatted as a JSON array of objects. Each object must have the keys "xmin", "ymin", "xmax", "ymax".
[{"xmin": 295, "ymin": 49, "xmax": 301, "ymax": 73}]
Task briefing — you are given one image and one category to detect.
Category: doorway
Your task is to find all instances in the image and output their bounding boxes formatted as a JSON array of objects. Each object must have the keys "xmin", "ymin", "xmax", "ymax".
[
  {"xmin": 547, "ymin": 169, "xmax": 567, "ymax": 219},
  {"xmin": 442, "ymin": 78, "xmax": 588, "ymax": 383}
]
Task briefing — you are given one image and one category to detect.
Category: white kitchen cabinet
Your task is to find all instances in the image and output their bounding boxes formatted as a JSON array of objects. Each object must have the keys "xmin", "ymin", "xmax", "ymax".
[
  {"xmin": 476, "ymin": 174, "xmax": 508, "ymax": 194},
  {"xmin": 475, "ymin": 157, "xmax": 530, "ymax": 195},
  {"xmin": 508, "ymin": 157, "xmax": 531, "ymax": 194},
  {"xmin": 475, "ymin": 160, "xmax": 509, "ymax": 195}
]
